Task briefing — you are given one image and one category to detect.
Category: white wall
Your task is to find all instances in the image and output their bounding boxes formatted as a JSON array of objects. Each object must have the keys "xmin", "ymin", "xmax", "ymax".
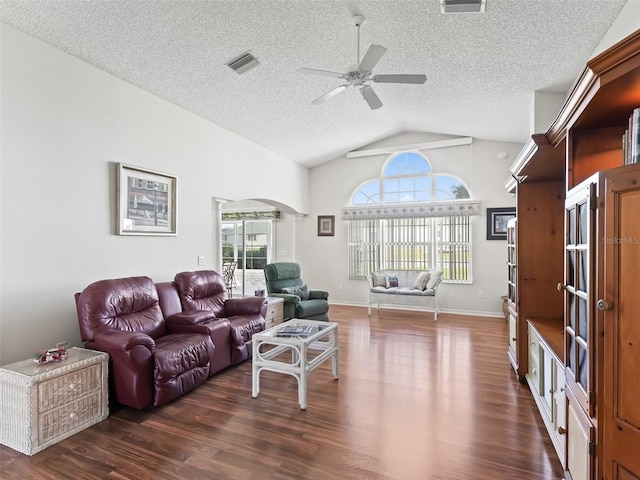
[
  {"xmin": 0, "ymin": 25, "xmax": 309, "ymax": 364},
  {"xmin": 591, "ymin": 1, "xmax": 640, "ymax": 57},
  {"xmin": 303, "ymin": 132, "xmax": 520, "ymax": 317}
]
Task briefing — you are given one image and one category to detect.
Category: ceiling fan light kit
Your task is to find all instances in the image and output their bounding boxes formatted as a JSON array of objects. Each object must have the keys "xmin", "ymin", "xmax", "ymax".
[{"xmin": 299, "ymin": 14, "xmax": 427, "ymax": 110}]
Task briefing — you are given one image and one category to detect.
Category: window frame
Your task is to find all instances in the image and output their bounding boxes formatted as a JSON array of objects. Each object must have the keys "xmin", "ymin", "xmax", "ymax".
[{"xmin": 346, "ymin": 151, "xmax": 474, "ymax": 283}]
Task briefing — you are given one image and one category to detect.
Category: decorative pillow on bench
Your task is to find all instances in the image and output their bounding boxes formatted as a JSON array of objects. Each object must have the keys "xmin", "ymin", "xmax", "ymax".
[
  {"xmin": 414, "ymin": 271, "xmax": 431, "ymax": 290},
  {"xmin": 388, "ymin": 275, "xmax": 399, "ymax": 287},
  {"xmin": 371, "ymin": 272, "xmax": 387, "ymax": 287},
  {"xmin": 426, "ymin": 271, "xmax": 442, "ymax": 290}
]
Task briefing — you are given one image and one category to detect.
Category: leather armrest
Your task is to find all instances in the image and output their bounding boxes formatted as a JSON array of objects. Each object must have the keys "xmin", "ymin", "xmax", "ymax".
[
  {"xmin": 225, "ymin": 297, "xmax": 268, "ymax": 317},
  {"xmin": 92, "ymin": 330, "xmax": 155, "ymax": 352},
  {"xmin": 309, "ymin": 289, "xmax": 329, "ymax": 300},
  {"xmin": 165, "ymin": 310, "xmax": 215, "ymax": 326}
]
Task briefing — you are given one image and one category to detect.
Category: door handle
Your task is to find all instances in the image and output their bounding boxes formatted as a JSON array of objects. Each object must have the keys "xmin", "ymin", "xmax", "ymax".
[{"xmin": 597, "ymin": 299, "xmax": 613, "ymax": 311}]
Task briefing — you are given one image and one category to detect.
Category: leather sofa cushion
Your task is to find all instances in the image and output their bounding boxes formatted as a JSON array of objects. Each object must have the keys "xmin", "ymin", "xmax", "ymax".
[
  {"xmin": 229, "ymin": 316, "xmax": 265, "ymax": 348},
  {"xmin": 174, "ymin": 270, "xmax": 227, "ymax": 316},
  {"xmin": 153, "ymin": 333, "xmax": 214, "ymax": 406},
  {"xmin": 156, "ymin": 281, "xmax": 184, "ymax": 319},
  {"xmin": 76, "ymin": 276, "xmax": 167, "ymax": 342}
]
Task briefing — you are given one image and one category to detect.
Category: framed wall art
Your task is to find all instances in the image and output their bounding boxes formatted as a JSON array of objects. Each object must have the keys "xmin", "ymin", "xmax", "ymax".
[
  {"xmin": 317, "ymin": 215, "xmax": 335, "ymax": 237},
  {"xmin": 486, "ymin": 207, "xmax": 516, "ymax": 240},
  {"xmin": 116, "ymin": 163, "xmax": 177, "ymax": 236}
]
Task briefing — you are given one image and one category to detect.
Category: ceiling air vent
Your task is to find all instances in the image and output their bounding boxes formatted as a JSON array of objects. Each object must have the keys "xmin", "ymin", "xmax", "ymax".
[
  {"xmin": 226, "ymin": 52, "xmax": 259, "ymax": 75},
  {"xmin": 440, "ymin": 0, "xmax": 486, "ymax": 13}
]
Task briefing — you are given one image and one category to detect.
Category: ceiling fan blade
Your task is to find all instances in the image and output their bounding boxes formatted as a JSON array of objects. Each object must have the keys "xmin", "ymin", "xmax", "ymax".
[
  {"xmin": 312, "ymin": 84, "xmax": 349, "ymax": 105},
  {"xmin": 298, "ymin": 68, "xmax": 346, "ymax": 79},
  {"xmin": 373, "ymin": 74, "xmax": 427, "ymax": 84},
  {"xmin": 358, "ymin": 45, "xmax": 387, "ymax": 73},
  {"xmin": 360, "ymin": 85, "xmax": 383, "ymax": 110}
]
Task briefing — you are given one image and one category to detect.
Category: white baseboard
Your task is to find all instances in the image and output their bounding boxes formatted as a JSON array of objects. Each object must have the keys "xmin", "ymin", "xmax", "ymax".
[{"xmin": 328, "ymin": 301, "xmax": 504, "ymax": 319}]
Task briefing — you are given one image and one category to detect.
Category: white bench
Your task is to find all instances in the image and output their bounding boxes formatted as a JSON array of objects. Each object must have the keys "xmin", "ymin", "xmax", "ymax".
[{"xmin": 366, "ymin": 270, "xmax": 443, "ymax": 320}]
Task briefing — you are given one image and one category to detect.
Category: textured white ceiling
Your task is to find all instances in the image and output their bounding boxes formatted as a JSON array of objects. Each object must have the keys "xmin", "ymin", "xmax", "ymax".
[{"xmin": 0, "ymin": 0, "xmax": 628, "ymax": 167}]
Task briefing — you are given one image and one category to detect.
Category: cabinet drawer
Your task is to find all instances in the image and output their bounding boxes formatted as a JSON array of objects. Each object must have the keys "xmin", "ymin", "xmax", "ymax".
[
  {"xmin": 265, "ymin": 309, "xmax": 278, "ymax": 323},
  {"xmin": 528, "ymin": 324, "xmax": 541, "ymax": 361},
  {"xmin": 508, "ymin": 312, "xmax": 517, "ymax": 350},
  {"xmin": 38, "ymin": 363, "xmax": 103, "ymax": 412},
  {"xmin": 529, "ymin": 353, "xmax": 541, "ymax": 395},
  {"xmin": 38, "ymin": 392, "xmax": 104, "ymax": 444},
  {"xmin": 265, "ymin": 298, "xmax": 284, "ymax": 329}
]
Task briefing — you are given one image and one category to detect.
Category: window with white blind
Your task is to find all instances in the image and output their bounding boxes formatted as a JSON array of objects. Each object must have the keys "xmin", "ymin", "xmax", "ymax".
[{"xmin": 345, "ymin": 151, "xmax": 477, "ymax": 283}]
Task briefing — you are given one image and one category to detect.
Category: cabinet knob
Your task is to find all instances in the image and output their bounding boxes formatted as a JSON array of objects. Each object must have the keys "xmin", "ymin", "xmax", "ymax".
[
  {"xmin": 512, "ymin": 337, "xmax": 517, "ymax": 342},
  {"xmin": 557, "ymin": 283, "xmax": 566, "ymax": 292},
  {"xmin": 597, "ymin": 299, "xmax": 613, "ymax": 311},
  {"xmin": 557, "ymin": 426, "xmax": 566, "ymax": 435}
]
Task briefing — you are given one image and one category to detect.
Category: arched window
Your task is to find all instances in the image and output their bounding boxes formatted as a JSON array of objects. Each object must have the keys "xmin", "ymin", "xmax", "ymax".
[
  {"xmin": 344, "ymin": 151, "xmax": 479, "ymax": 282},
  {"xmin": 352, "ymin": 152, "xmax": 470, "ymax": 205}
]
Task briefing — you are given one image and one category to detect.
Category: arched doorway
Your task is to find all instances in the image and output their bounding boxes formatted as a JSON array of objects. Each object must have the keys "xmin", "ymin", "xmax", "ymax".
[{"xmin": 220, "ymin": 199, "xmax": 301, "ymax": 297}]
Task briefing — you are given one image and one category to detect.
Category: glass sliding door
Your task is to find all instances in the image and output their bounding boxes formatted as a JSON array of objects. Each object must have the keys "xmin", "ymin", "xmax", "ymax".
[{"xmin": 221, "ymin": 219, "xmax": 272, "ymax": 296}]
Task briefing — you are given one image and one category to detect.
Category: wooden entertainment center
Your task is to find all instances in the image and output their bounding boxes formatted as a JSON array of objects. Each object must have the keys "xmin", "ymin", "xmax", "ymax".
[{"xmin": 505, "ymin": 30, "xmax": 640, "ymax": 480}]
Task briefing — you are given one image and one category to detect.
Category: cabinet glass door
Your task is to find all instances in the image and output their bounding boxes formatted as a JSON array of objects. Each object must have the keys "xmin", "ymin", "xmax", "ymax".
[{"xmin": 564, "ymin": 183, "xmax": 595, "ymax": 416}]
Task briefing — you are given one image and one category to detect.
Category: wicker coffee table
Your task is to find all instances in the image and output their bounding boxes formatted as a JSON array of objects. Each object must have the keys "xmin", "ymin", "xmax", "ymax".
[{"xmin": 251, "ymin": 318, "xmax": 339, "ymax": 410}]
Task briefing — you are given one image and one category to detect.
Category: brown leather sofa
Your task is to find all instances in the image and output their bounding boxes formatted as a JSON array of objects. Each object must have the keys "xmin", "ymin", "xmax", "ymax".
[
  {"xmin": 75, "ymin": 270, "xmax": 267, "ymax": 409},
  {"xmin": 157, "ymin": 270, "xmax": 267, "ymax": 372}
]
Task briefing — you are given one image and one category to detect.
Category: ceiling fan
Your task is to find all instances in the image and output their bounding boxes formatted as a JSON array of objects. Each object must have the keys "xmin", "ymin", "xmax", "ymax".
[{"xmin": 298, "ymin": 14, "xmax": 427, "ymax": 110}]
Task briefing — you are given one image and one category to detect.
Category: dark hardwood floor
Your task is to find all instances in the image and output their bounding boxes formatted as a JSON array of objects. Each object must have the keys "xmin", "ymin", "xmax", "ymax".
[{"xmin": 0, "ymin": 306, "xmax": 563, "ymax": 479}]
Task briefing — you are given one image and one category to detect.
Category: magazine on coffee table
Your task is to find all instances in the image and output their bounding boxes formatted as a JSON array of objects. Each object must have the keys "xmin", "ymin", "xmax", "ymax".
[{"xmin": 276, "ymin": 325, "xmax": 314, "ymax": 337}]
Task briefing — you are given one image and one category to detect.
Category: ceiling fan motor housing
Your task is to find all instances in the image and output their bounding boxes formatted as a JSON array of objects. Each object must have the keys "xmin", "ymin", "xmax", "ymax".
[{"xmin": 352, "ymin": 14, "xmax": 365, "ymax": 27}]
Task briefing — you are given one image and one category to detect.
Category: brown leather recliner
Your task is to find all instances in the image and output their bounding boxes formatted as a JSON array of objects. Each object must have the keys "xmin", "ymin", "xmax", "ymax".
[
  {"xmin": 75, "ymin": 276, "xmax": 215, "ymax": 409},
  {"xmin": 169, "ymin": 270, "xmax": 267, "ymax": 365}
]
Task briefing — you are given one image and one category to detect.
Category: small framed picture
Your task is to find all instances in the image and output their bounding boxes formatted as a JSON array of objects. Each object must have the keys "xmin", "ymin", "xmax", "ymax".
[
  {"xmin": 317, "ymin": 215, "xmax": 335, "ymax": 236},
  {"xmin": 116, "ymin": 163, "xmax": 177, "ymax": 236},
  {"xmin": 486, "ymin": 207, "xmax": 516, "ymax": 240}
]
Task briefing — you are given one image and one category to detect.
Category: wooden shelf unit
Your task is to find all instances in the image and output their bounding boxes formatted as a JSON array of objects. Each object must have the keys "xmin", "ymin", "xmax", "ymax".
[
  {"xmin": 506, "ymin": 218, "xmax": 517, "ymax": 371},
  {"xmin": 506, "ymin": 30, "xmax": 640, "ymax": 480},
  {"xmin": 506, "ymin": 170, "xmax": 565, "ymax": 382}
]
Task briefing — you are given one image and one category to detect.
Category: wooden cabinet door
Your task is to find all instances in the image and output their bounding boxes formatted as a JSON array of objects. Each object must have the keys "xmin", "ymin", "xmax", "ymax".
[
  {"xmin": 553, "ymin": 359, "xmax": 567, "ymax": 436},
  {"xmin": 600, "ymin": 166, "xmax": 640, "ymax": 480},
  {"xmin": 564, "ymin": 182, "xmax": 596, "ymax": 416},
  {"xmin": 553, "ymin": 359, "xmax": 567, "ymax": 469},
  {"xmin": 566, "ymin": 391, "xmax": 595, "ymax": 480}
]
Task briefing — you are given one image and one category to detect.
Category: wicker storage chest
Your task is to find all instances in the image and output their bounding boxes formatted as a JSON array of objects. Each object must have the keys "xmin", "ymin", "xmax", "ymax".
[
  {"xmin": 0, "ymin": 347, "xmax": 108, "ymax": 455},
  {"xmin": 265, "ymin": 296, "xmax": 285, "ymax": 329}
]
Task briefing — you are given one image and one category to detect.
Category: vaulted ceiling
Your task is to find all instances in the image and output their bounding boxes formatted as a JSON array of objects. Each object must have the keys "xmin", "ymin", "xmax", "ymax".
[{"xmin": 0, "ymin": 0, "xmax": 628, "ymax": 167}]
